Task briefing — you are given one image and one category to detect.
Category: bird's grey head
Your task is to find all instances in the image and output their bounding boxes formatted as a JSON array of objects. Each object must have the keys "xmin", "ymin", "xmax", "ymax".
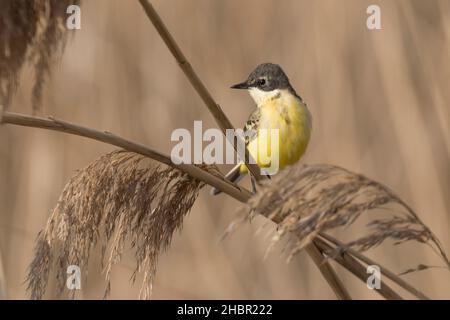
[{"xmin": 231, "ymin": 63, "xmax": 291, "ymax": 92}]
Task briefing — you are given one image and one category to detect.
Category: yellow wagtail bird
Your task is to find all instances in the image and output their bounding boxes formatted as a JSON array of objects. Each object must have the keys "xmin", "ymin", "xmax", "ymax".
[{"xmin": 212, "ymin": 63, "xmax": 312, "ymax": 195}]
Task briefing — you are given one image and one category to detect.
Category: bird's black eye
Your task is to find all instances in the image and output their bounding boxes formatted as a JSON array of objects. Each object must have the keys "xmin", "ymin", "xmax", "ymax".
[{"xmin": 257, "ymin": 78, "xmax": 266, "ymax": 86}]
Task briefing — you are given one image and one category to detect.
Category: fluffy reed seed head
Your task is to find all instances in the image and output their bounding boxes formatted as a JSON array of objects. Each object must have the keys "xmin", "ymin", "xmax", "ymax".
[
  {"xmin": 245, "ymin": 163, "xmax": 450, "ymax": 268},
  {"xmin": 26, "ymin": 150, "xmax": 220, "ymax": 299}
]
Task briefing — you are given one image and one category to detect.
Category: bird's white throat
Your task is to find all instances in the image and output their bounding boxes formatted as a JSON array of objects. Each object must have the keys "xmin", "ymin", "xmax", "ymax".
[{"xmin": 248, "ymin": 88, "xmax": 282, "ymax": 106}]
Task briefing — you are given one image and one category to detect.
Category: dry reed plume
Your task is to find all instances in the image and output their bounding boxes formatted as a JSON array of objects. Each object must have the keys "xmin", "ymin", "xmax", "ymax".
[
  {"xmin": 0, "ymin": 0, "xmax": 79, "ymax": 112},
  {"xmin": 245, "ymin": 164, "xmax": 450, "ymax": 269},
  {"xmin": 26, "ymin": 150, "xmax": 221, "ymax": 299}
]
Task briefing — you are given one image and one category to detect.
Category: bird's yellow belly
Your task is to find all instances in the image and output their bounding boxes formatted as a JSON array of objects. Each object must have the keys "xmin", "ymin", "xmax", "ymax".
[{"xmin": 240, "ymin": 97, "xmax": 311, "ymax": 174}]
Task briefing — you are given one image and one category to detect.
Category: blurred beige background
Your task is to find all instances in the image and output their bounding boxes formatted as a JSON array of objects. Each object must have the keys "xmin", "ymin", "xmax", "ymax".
[{"xmin": 1, "ymin": 0, "xmax": 450, "ymax": 299}]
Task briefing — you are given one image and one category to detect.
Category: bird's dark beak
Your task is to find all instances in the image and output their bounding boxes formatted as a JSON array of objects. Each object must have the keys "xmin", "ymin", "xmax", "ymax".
[{"xmin": 230, "ymin": 81, "xmax": 249, "ymax": 89}]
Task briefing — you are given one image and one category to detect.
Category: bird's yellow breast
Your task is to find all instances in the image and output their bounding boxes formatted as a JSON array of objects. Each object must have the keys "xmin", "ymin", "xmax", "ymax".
[{"xmin": 240, "ymin": 89, "xmax": 312, "ymax": 174}]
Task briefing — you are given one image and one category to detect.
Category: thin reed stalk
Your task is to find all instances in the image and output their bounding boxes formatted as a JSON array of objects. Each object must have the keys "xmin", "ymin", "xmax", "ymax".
[
  {"xmin": 313, "ymin": 236, "xmax": 402, "ymax": 300},
  {"xmin": 319, "ymin": 233, "xmax": 430, "ymax": 300},
  {"xmin": 0, "ymin": 108, "xmax": 250, "ymax": 203}
]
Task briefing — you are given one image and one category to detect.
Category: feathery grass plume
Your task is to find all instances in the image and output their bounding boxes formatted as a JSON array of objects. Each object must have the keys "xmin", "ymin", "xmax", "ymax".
[
  {"xmin": 246, "ymin": 163, "xmax": 450, "ymax": 268},
  {"xmin": 0, "ymin": 0, "xmax": 80, "ymax": 112},
  {"xmin": 26, "ymin": 150, "xmax": 220, "ymax": 299}
]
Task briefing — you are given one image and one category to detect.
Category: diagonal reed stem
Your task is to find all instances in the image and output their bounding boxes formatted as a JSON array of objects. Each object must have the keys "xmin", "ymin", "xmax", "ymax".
[
  {"xmin": 314, "ymin": 236, "xmax": 402, "ymax": 300},
  {"xmin": 0, "ymin": 108, "xmax": 250, "ymax": 203},
  {"xmin": 304, "ymin": 242, "xmax": 352, "ymax": 299},
  {"xmin": 319, "ymin": 233, "xmax": 429, "ymax": 300}
]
